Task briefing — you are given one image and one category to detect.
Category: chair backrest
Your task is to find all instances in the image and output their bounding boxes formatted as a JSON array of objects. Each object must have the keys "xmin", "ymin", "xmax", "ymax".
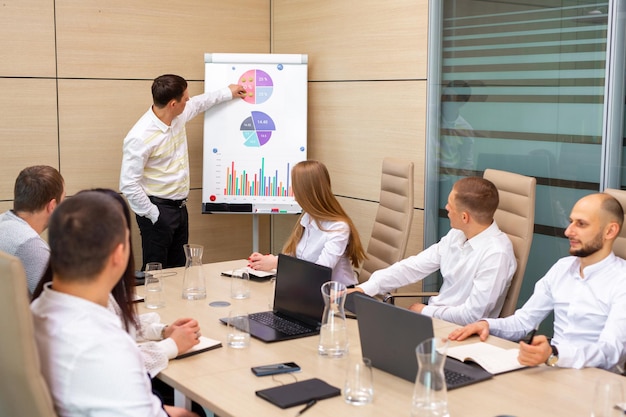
[
  {"xmin": 358, "ymin": 158, "xmax": 414, "ymax": 283},
  {"xmin": 603, "ymin": 189, "xmax": 626, "ymax": 259},
  {"xmin": 483, "ymin": 169, "xmax": 536, "ymax": 318},
  {"xmin": 0, "ymin": 251, "xmax": 58, "ymax": 417}
]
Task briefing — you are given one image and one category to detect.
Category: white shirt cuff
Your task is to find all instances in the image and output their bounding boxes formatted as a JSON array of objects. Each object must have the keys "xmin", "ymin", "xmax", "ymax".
[{"xmin": 157, "ymin": 338, "xmax": 179, "ymax": 360}]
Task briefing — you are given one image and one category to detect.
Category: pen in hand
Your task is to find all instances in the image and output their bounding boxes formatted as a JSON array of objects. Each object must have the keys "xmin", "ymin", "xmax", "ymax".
[{"xmin": 295, "ymin": 399, "xmax": 317, "ymax": 416}]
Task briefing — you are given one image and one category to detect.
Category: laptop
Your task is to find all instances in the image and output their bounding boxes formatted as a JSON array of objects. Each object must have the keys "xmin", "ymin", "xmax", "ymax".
[
  {"xmin": 353, "ymin": 293, "xmax": 493, "ymax": 390},
  {"xmin": 220, "ymin": 254, "xmax": 331, "ymax": 343}
]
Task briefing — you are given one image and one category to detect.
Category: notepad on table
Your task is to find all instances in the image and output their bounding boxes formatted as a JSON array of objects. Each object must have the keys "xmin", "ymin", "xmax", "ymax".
[
  {"xmin": 446, "ymin": 342, "xmax": 525, "ymax": 375},
  {"xmin": 175, "ymin": 336, "xmax": 222, "ymax": 359},
  {"xmin": 221, "ymin": 267, "xmax": 275, "ymax": 281}
]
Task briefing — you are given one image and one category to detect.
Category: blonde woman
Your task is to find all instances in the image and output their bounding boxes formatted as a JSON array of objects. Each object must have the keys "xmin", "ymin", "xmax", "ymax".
[{"xmin": 248, "ymin": 160, "xmax": 366, "ymax": 287}]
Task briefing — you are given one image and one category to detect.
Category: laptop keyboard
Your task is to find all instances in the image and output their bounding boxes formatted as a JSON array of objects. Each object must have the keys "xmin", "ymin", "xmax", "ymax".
[
  {"xmin": 249, "ymin": 312, "xmax": 311, "ymax": 336},
  {"xmin": 444, "ymin": 368, "xmax": 474, "ymax": 387}
]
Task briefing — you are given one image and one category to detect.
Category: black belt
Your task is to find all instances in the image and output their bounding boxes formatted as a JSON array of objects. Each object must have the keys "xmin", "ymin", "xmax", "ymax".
[{"xmin": 149, "ymin": 196, "xmax": 187, "ymax": 208}]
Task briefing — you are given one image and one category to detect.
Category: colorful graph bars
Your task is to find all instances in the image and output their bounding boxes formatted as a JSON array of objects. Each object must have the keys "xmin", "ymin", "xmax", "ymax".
[{"xmin": 224, "ymin": 158, "xmax": 293, "ymax": 197}]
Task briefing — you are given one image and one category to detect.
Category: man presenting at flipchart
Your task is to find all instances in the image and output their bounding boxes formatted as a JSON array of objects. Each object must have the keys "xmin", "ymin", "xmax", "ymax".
[{"xmin": 120, "ymin": 74, "xmax": 246, "ymax": 269}]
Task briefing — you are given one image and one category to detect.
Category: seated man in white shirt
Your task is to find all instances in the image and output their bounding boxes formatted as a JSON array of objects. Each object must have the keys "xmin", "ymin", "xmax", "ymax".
[
  {"xmin": 449, "ymin": 193, "xmax": 626, "ymax": 373},
  {"xmin": 31, "ymin": 191, "xmax": 197, "ymax": 417},
  {"xmin": 352, "ymin": 176, "xmax": 516, "ymax": 325}
]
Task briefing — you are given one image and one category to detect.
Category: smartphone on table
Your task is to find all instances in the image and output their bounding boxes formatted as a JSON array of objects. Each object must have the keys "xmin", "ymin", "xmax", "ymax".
[{"xmin": 251, "ymin": 362, "xmax": 301, "ymax": 376}]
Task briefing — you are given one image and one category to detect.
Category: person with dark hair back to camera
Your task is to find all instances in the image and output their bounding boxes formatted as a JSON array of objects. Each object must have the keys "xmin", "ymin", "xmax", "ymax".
[
  {"xmin": 0, "ymin": 165, "xmax": 65, "ymax": 297},
  {"xmin": 351, "ymin": 176, "xmax": 516, "ymax": 326},
  {"xmin": 31, "ymin": 191, "xmax": 198, "ymax": 417},
  {"xmin": 450, "ymin": 193, "xmax": 626, "ymax": 373},
  {"xmin": 120, "ymin": 74, "xmax": 246, "ymax": 269}
]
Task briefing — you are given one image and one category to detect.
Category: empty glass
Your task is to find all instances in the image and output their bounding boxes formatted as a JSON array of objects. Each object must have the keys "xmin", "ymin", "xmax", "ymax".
[
  {"xmin": 230, "ymin": 270, "xmax": 250, "ymax": 299},
  {"xmin": 411, "ymin": 337, "xmax": 450, "ymax": 417},
  {"xmin": 344, "ymin": 357, "xmax": 374, "ymax": 405},
  {"xmin": 591, "ymin": 379, "xmax": 624, "ymax": 417},
  {"xmin": 226, "ymin": 310, "xmax": 250, "ymax": 349},
  {"xmin": 182, "ymin": 244, "xmax": 206, "ymax": 300},
  {"xmin": 144, "ymin": 262, "xmax": 165, "ymax": 309}
]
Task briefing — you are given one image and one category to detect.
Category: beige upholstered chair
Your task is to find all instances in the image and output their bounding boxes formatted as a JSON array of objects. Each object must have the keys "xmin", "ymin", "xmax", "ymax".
[
  {"xmin": 483, "ymin": 169, "xmax": 536, "ymax": 317},
  {"xmin": 604, "ymin": 188, "xmax": 626, "ymax": 259},
  {"xmin": 385, "ymin": 169, "xmax": 536, "ymax": 319},
  {"xmin": 0, "ymin": 251, "xmax": 58, "ymax": 417},
  {"xmin": 357, "ymin": 157, "xmax": 414, "ymax": 283}
]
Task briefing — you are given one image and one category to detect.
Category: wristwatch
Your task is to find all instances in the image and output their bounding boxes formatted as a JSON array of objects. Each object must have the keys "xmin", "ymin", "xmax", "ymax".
[{"xmin": 545, "ymin": 344, "xmax": 559, "ymax": 367}]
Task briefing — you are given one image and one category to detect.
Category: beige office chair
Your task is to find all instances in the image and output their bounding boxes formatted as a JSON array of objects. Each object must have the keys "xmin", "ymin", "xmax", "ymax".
[
  {"xmin": 0, "ymin": 251, "xmax": 58, "ymax": 417},
  {"xmin": 604, "ymin": 188, "xmax": 626, "ymax": 259},
  {"xmin": 357, "ymin": 157, "xmax": 414, "ymax": 283},
  {"xmin": 385, "ymin": 169, "xmax": 536, "ymax": 318}
]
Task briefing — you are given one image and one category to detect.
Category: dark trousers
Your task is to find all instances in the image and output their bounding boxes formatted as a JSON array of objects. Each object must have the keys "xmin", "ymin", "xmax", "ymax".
[
  {"xmin": 136, "ymin": 203, "xmax": 189, "ymax": 270},
  {"xmin": 152, "ymin": 378, "xmax": 207, "ymax": 417}
]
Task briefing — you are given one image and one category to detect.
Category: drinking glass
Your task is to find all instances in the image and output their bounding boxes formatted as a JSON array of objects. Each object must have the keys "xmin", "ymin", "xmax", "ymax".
[
  {"xmin": 591, "ymin": 379, "xmax": 624, "ymax": 417},
  {"xmin": 144, "ymin": 262, "xmax": 165, "ymax": 309},
  {"xmin": 230, "ymin": 270, "xmax": 251, "ymax": 299},
  {"xmin": 226, "ymin": 310, "xmax": 250, "ymax": 349},
  {"xmin": 344, "ymin": 357, "xmax": 374, "ymax": 405}
]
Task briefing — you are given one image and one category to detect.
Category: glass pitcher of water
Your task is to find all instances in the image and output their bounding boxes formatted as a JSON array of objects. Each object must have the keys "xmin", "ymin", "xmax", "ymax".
[
  {"xmin": 411, "ymin": 337, "xmax": 450, "ymax": 417},
  {"xmin": 182, "ymin": 244, "xmax": 206, "ymax": 300},
  {"xmin": 318, "ymin": 281, "xmax": 348, "ymax": 357}
]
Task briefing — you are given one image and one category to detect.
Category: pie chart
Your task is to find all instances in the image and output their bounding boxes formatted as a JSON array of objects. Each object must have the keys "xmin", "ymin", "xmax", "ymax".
[
  {"xmin": 240, "ymin": 69, "xmax": 273, "ymax": 104},
  {"xmin": 240, "ymin": 111, "xmax": 276, "ymax": 147}
]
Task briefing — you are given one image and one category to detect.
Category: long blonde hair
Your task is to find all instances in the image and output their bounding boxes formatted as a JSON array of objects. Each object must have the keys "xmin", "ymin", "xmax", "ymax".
[{"xmin": 282, "ymin": 160, "xmax": 366, "ymax": 268}]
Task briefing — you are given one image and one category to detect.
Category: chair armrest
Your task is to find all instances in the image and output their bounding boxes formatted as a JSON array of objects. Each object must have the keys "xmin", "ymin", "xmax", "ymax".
[{"xmin": 383, "ymin": 291, "xmax": 439, "ymax": 305}]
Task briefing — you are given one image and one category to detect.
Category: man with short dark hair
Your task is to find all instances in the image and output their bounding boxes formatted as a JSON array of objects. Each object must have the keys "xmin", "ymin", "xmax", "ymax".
[
  {"xmin": 120, "ymin": 74, "xmax": 246, "ymax": 269},
  {"xmin": 31, "ymin": 191, "xmax": 197, "ymax": 417},
  {"xmin": 0, "ymin": 165, "xmax": 65, "ymax": 295},
  {"xmin": 353, "ymin": 176, "xmax": 516, "ymax": 325},
  {"xmin": 450, "ymin": 193, "xmax": 626, "ymax": 373}
]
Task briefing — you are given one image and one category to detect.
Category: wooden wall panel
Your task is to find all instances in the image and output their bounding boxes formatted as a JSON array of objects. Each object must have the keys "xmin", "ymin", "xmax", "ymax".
[
  {"xmin": 268, "ymin": 214, "xmax": 300, "ymax": 255},
  {"xmin": 338, "ymin": 197, "xmax": 423, "ymax": 266},
  {"xmin": 0, "ymin": 202, "xmax": 12, "ymax": 213},
  {"xmin": 58, "ymin": 80, "xmax": 212, "ymax": 194},
  {"xmin": 57, "ymin": 79, "xmax": 149, "ymax": 194},
  {"xmin": 272, "ymin": 0, "xmax": 427, "ymax": 81},
  {"xmin": 0, "ymin": 79, "xmax": 59, "ymax": 200},
  {"xmin": 55, "ymin": 0, "xmax": 270, "ymax": 80},
  {"xmin": 308, "ymin": 81, "xmax": 426, "ymax": 207},
  {"xmin": 0, "ymin": 0, "xmax": 56, "ymax": 77}
]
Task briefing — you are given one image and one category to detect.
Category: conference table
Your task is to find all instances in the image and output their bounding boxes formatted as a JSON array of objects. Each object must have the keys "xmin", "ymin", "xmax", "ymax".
[{"xmin": 136, "ymin": 260, "xmax": 622, "ymax": 417}]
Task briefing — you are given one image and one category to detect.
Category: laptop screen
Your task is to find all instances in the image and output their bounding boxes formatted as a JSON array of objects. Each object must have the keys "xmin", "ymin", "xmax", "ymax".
[
  {"xmin": 354, "ymin": 293, "xmax": 435, "ymax": 382},
  {"xmin": 273, "ymin": 254, "xmax": 331, "ymax": 326}
]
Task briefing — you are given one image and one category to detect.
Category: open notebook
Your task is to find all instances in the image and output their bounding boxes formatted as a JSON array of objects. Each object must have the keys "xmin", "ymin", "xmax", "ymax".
[
  {"xmin": 221, "ymin": 267, "xmax": 275, "ymax": 281},
  {"xmin": 175, "ymin": 336, "xmax": 222, "ymax": 359},
  {"xmin": 446, "ymin": 342, "xmax": 525, "ymax": 375}
]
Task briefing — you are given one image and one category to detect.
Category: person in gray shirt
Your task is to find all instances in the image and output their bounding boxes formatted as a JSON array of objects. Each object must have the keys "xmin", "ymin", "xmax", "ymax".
[{"xmin": 0, "ymin": 165, "xmax": 65, "ymax": 296}]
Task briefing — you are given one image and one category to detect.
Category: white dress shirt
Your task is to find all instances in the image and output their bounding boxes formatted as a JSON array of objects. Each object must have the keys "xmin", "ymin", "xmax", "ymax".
[
  {"xmin": 295, "ymin": 213, "xmax": 357, "ymax": 286},
  {"xmin": 31, "ymin": 284, "xmax": 167, "ymax": 417},
  {"xmin": 359, "ymin": 221, "xmax": 516, "ymax": 325},
  {"xmin": 120, "ymin": 87, "xmax": 232, "ymax": 223},
  {"xmin": 485, "ymin": 253, "xmax": 626, "ymax": 373},
  {"xmin": 108, "ymin": 297, "xmax": 177, "ymax": 378}
]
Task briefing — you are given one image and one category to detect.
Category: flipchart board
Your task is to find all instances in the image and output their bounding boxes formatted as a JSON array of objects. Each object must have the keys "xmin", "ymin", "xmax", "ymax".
[{"xmin": 202, "ymin": 53, "xmax": 308, "ymax": 215}]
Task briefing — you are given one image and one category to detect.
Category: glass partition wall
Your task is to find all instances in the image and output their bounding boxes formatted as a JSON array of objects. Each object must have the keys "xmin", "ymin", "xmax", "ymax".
[{"xmin": 425, "ymin": 0, "xmax": 626, "ymax": 328}]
